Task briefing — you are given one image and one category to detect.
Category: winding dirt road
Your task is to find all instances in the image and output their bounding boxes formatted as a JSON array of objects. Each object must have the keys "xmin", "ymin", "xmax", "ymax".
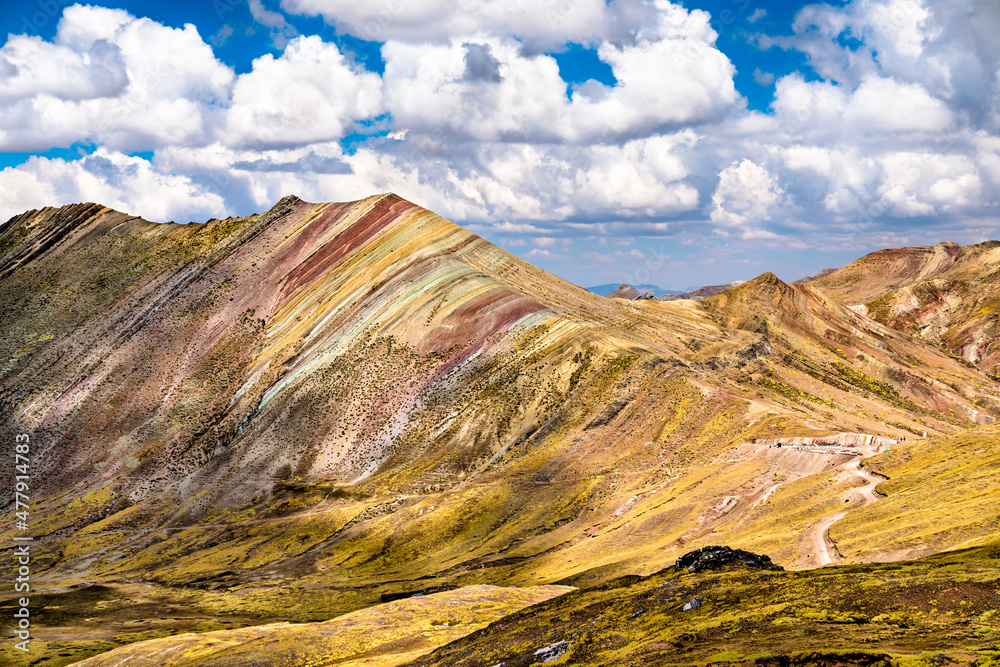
[{"xmin": 808, "ymin": 461, "xmax": 885, "ymax": 566}]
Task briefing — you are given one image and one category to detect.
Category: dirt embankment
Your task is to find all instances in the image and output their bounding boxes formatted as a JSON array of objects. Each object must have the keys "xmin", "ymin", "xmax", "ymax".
[
  {"xmin": 752, "ymin": 433, "xmax": 900, "ymax": 450},
  {"xmin": 722, "ymin": 435, "xmax": 890, "ymax": 567}
]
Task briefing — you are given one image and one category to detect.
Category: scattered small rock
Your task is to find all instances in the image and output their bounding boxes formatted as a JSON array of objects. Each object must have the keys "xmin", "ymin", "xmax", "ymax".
[
  {"xmin": 682, "ymin": 598, "xmax": 702, "ymax": 611},
  {"xmin": 533, "ymin": 640, "xmax": 569, "ymax": 663}
]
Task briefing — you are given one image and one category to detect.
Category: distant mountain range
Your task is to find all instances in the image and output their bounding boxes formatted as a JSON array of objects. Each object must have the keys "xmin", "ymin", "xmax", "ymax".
[
  {"xmin": 599, "ymin": 280, "xmax": 745, "ymax": 301},
  {"xmin": 585, "ymin": 282, "xmax": 686, "ymax": 297},
  {"xmin": 598, "ymin": 266, "xmax": 842, "ymax": 302}
]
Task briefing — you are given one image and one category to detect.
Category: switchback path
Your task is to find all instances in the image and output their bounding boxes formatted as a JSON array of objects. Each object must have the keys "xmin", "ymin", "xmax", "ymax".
[{"xmin": 808, "ymin": 461, "xmax": 884, "ymax": 566}]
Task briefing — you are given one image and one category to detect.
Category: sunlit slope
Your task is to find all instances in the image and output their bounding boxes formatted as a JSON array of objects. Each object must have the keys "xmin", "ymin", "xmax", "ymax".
[
  {"xmin": 702, "ymin": 271, "xmax": 1000, "ymax": 425},
  {"xmin": 404, "ymin": 545, "xmax": 1000, "ymax": 667},
  {"xmin": 832, "ymin": 423, "xmax": 1000, "ymax": 561},
  {"xmin": 0, "ymin": 193, "xmax": 666, "ymax": 509},
  {"xmin": 65, "ymin": 585, "xmax": 571, "ymax": 667},
  {"xmin": 812, "ymin": 240, "xmax": 1000, "ymax": 370},
  {"xmin": 810, "ymin": 241, "xmax": 972, "ymax": 302}
]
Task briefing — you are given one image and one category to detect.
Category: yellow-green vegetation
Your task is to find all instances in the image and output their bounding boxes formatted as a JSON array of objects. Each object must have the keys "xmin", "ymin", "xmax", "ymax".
[
  {"xmin": 831, "ymin": 362, "xmax": 904, "ymax": 404},
  {"xmin": 832, "ymin": 424, "xmax": 1000, "ymax": 559},
  {"xmin": 0, "ymin": 219, "xmax": 31, "ymax": 257},
  {"xmin": 654, "ymin": 395, "xmax": 693, "ymax": 442},
  {"xmin": 713, "ymin": 467, "xmax": 851, "ymax": 567},
  {"xmin": 974, "ymin": 297, "xmax": 1000, "ymax": 318},
  {"xmin": 409, "ymin": 545, "xmax": 1000, "ymax": 666},
  {"xmin": 100, "ymin": 508, "xmax": 353, "ymax": 585},
  {"xmin": 865, "ymin": 292, "xmax": 896, "ymax": 322},
  {"xmin": 0, "ymin": 639, "xmax": 122, "ymax": 667},
  {"xmin": 757, "ymin": 375, "xmax": 838, "ymax": 409},
  {"xmin": 0, "ymin": 583, "xmax": 247, "ymax": 667},
  {"xmin": 64, "ymin": 585, "xmax": 572, "ymax": 667}
]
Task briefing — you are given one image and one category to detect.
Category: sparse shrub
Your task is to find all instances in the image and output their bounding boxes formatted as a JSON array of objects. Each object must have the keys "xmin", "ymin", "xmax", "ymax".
[{"xmin": 871, "ymin": 612, "xmax": 915, "ymax": 627}]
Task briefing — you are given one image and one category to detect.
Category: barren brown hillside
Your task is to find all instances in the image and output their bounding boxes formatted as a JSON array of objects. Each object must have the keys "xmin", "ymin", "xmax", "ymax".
[{"xmin": 814, "ymin": 240, "xmax": 1000, "ymax": 371}]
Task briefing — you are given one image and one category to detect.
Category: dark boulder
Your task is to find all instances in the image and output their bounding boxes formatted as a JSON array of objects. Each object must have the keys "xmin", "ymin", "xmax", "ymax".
[{"xmin": 675, "ymin": 545, "xmax": 783, "ymax": 574}]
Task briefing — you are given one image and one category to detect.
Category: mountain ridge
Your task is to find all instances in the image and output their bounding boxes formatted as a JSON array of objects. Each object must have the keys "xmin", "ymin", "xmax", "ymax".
[{"xmin": 813, "ymin": 239, "xmax": 1000, "ymax": 370}]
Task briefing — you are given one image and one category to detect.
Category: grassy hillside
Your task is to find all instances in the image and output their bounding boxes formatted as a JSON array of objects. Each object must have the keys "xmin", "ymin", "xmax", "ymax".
[
  {"xmin": 406, "ymin": 545, "xmax": 1000, "ymax": 666},
  {"xmin": 833, "ymin": 424, "xmax": 1000, "ymax": 561},
  {"xmin": 0, "ymin": 585, "xmax": 572, "ymax": 667}
]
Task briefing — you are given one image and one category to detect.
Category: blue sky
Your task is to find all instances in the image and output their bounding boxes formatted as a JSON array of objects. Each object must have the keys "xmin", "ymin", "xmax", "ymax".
[{"xmin": 1, "ymin": 0, "xmax": 998, "ymax": 289}]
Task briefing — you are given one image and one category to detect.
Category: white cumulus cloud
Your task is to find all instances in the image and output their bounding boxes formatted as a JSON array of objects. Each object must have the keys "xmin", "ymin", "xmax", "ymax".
[
  {"xmin": 380, "ymin": 6, "xmax": 739, "ymax": 145},
  {"xmin": 0, "ymin": 150, "xmax": 227, "ymax": 223},
  {"xmin": 711, "ymin": 159, "xmax": 786, "ymax": 230},
  {"xmin": 225, "ymin": 35, "xmax": 383, "ymax": 149},
  {"xmin": 279, "ymin": 0, "xmax": 628, "ymax": 48}
]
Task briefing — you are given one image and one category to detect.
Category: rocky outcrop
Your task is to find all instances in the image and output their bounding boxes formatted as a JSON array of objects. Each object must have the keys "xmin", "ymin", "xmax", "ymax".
[
  {"xmin": 606, "ymin": 283, "xmax": 640, "ymax": 299},
  {"xmin": 674, "ymin": 546, "xmax": 783, "ymax": 573},
  {"xmin": 606, "ymin": 283, "xmax": 655, "ymax": 299}
]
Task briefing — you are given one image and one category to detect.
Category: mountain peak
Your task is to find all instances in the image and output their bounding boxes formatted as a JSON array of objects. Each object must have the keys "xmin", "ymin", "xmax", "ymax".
[
  {"xmin": 701, "ymin": 270, "xmax": 801, "ymax": 322},
  {"xmin": 607, "ymin": 283, "xmax": 643, "ymax": 299},
  {"xmin": 752, "ymin": 271, "xmax": 781, "ymax": 285},
  {"xmin": 726, "ymin": 271, "xmax": 794, "ymax": 297},
  {"xmin": 271, "ymin": 194, "xmax": 305, "ymax": 209}
]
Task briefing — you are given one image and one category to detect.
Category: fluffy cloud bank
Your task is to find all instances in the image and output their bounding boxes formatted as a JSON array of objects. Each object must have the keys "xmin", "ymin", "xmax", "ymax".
[
  {"xmin": 1, "ymin": 0, "xmax": 999, "ymax": 283},
  {"xmin": 0, "ymin": 149, "xmax": 226, "ymax": 222},
  {"xmin": 0, "ymin": 5, "xmax": 233, "ymax": 152},
  {"xmin": 225, "ymin": 36, "xmax": 382, "ymax": 149}
]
